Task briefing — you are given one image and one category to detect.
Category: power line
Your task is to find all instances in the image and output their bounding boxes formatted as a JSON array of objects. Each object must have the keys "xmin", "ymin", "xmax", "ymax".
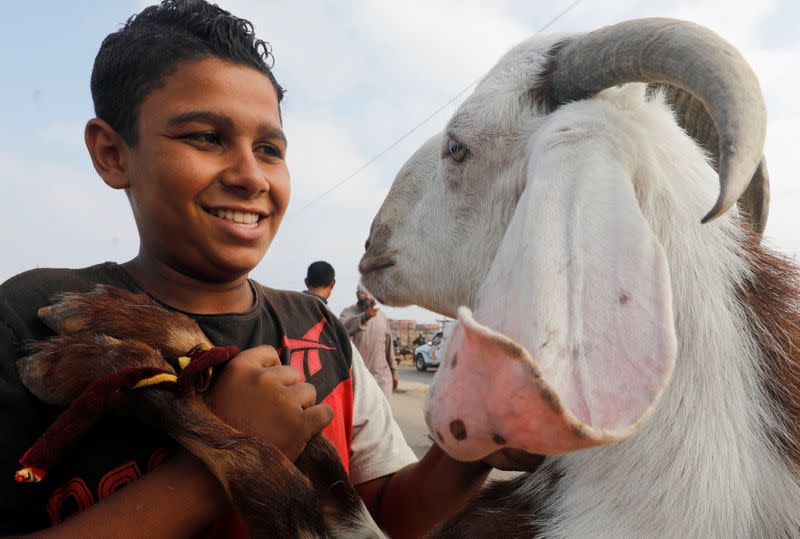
[
  {"xmin": 289, "ymin": 84, "xmax": 477, "ymax": 216},
  {"xmin": 289, "ymin": 0, "xmax": 584, "ymax": 216},
  {"xmin": 539, "ymin": 0, "xmax": 584, "ymax": 32}
]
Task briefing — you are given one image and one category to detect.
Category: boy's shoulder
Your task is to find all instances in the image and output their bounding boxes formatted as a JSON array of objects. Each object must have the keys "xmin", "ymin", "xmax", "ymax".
[
  {"xmin": 0, "ymin": 262, "xmax": 128, "ymax": 340},
  {"xmin": 250, "ymin": 281, "xmax": 352, "ymax": 356},
  {"xmin": 252, "ymin": 282, "xmax": 339, "ymax": 325},
  {"xmin": 253, "ymin": 282, "xmax": 321, "ymax": 309},
  {"xmin": 1, "ymin": 261, "xmax": 128, "ymax": 294}
]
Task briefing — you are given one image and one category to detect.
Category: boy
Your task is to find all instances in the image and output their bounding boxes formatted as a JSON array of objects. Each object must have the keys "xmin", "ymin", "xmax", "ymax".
[{"xmin": 0, "ymin": 1, "xmax": 493, "ymax": 537}]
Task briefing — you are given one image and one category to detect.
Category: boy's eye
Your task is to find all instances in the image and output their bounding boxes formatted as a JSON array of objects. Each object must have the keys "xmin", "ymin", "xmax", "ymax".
[
  {"xmin": 255, "ymin": 144, "xmax": 283, "ymax": 158},
  {"xmin": 183, "ymin": 132, "xmax": 221, "ymax": 145}
]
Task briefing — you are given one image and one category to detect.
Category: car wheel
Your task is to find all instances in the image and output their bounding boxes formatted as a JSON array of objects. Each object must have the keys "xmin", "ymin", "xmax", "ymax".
[{"xmin": 415, "ymin": 354, "xmax": 427, "ymax": 372}]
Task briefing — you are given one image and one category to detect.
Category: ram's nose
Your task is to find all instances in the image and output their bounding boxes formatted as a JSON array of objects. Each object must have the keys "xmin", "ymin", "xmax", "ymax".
[
  {"xmin": 362, "ymin": 223, "xmax": 392, "ymax": 257},
  {"xmin": 359, "ymin": 223, "xmax": 397, "ymax": 274},
  {"xmin": 358, "ymin": 253, "xmax": 396, "ymax": 275}
]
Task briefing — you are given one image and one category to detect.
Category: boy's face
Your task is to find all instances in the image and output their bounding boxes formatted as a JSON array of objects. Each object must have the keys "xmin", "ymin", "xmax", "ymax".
[{"xmin": 124, "ymin": 58, "xmax": 289, "ymax": 281}]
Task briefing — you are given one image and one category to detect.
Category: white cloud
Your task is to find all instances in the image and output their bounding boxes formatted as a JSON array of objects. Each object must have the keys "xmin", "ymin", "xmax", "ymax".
[
  {"xmin": 0, "ymin": 151, "xmax": 138, "ymax": 283},
  {"xmin": 351, "ymin": 0, "xmax": 529, "ymax": 90},
  {"xmin": 763, "ymin": 117, "xmax": 800, "ymax": 256},
  {"xmin": 37, "ymin": 121, "xmax": 87, "ymax": 153},
  {"xmin": 217, "ymin": 1, "xmax": 371, "ymax": 102},
  {"xmin": 282, "ymin": 113, "xmax": 387, "ymax": 211}
]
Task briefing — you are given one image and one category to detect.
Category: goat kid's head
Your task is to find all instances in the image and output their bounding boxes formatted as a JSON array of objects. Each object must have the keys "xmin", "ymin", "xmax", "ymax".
[{"xmin": 360, "ymin": 19, "xmax": 769, "ymax": 461}]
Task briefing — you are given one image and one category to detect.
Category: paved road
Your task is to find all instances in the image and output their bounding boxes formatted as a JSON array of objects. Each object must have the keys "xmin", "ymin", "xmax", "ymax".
[
  {"xmin": 389, "ymin": 363, "xmax": 521, "ymax": 481},
  {"xmin": 390, "ymin": 365, "xmax": 438, "ymax": 457}
]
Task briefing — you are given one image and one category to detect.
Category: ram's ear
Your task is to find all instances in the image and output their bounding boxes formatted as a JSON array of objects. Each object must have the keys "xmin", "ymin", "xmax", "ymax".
[{"xmin": 425, "ymin": 123, "xmax": 677, "ymax": 461}]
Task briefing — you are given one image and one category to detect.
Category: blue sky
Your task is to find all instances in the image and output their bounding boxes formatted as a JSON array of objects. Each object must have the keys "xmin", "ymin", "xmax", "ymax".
[{"xmin": 1, "ymin": 0, "xmax": 798, "ymax": 323}]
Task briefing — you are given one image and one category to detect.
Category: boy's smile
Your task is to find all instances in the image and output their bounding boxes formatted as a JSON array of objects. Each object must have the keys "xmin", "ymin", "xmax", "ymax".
[{"xmin": 122, "ymin": 57, "xmax": 289, "ymax": 284}]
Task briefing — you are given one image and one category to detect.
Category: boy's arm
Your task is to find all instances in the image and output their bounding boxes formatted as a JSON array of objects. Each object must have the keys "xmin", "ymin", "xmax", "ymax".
[
  {"xmin": 28, "ymin": 452, "xmax": 227, "ymax": 539},
  {"xmin": 356, "ymin": 445, "xmax": 491, "ymax": 539},
  {"xmin": 348, "ymin": 345, "xmax": 486, "ymax": 538}
]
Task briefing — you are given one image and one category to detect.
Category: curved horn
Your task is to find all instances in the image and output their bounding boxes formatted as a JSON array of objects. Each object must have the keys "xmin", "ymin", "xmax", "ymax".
[
  {"xmin": 658, "ymin": 86, "xmax": 770, "ymax": 235},
  {"xmin": 548, "ymin": 18, "xmax": 767, "ymax": 227}
]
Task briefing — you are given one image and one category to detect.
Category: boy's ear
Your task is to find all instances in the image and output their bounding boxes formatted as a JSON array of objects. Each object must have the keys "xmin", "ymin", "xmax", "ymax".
[{"xmin": 84, "ymin": 118, "xmax": 131, "ymax": 190}]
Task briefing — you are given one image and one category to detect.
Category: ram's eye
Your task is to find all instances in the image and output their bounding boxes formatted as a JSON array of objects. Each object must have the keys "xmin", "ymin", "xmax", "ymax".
[{"xmin": 447, "ymin": 138, "xmax": 468, "ymax": 162}]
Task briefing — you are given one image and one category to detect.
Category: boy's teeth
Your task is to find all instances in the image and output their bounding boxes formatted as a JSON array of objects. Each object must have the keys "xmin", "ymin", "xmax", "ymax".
[{"xmin": 210, "ymin": 209, "xmax": 259, "ymax": 224}]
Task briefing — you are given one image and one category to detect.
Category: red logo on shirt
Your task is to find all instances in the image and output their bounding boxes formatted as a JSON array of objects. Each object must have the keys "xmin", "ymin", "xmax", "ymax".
[
  {"xmin": 278, "ymin": 317, "xmax": 353, "ymax": 471},
  {"xmin": 279, "ymin": 318, "xmax": 335, "ymax": 380}
]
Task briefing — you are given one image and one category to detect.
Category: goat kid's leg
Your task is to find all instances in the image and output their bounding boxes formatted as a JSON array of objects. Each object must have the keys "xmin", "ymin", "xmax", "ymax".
[
  {"xmin": 159, "ymin": 395, "xmax": 327, "ymax": 539},
  {"xmin": 37, "ymin": 285, "xmax": 211, "ymax": 359},
  {"xmin": 18, "ymin": 334, "xmax": 171, "ymax": 405},
  {"xmin": 296, "ymin": 436, "xmax": 387, "ymax": 538}
]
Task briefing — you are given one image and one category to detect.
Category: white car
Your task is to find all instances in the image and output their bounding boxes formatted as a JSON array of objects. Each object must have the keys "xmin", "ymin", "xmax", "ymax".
[{"xmin": 414, "ymin": 325, "xmax": 455, "ymax": 372}]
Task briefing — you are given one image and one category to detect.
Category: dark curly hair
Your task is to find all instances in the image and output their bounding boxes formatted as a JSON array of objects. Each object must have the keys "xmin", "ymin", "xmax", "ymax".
[{"xmin": 91, "ymin": 0, "xmax": 284, "ymax": 146}]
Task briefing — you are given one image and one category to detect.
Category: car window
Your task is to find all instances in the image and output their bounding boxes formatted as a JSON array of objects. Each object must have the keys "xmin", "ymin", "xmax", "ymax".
[{"xmin": 431, "ymin": 333, "xmax": 442, "ymax": 346}]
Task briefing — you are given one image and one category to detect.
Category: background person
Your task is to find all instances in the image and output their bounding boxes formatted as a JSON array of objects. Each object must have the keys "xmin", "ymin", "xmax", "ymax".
[
  {"xmin": 303, "ymin": 260, "xmax": 336, "ymax": 306},
  {"xmin": 340, "ymin": 286, "xmax": 398, "ymax": 399}
]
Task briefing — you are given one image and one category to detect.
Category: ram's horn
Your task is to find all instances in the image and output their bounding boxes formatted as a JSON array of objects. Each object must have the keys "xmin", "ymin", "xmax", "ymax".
[
  {"xmin": 657, "ymin": 86, "xmax": 769, "ymax": 235},
  {"xmin": 544, "ymin": 18, "xmax": 768, "ymax": 230}
]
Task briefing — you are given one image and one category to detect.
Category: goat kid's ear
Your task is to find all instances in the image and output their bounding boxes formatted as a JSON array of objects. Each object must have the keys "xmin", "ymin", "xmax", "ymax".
[
  {"xmin": 426, "ymin": 120, "xmax": 677, "ymax": 460},
  {"xmin": 84, "ymin": 118, "xmax": 131, "ymax": 190}
]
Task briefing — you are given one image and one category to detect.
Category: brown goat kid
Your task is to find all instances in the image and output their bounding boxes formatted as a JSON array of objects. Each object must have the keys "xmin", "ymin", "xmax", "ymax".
[{"xmin": 16, "ymin": 285, "xmax": 383, "ymax": 539}]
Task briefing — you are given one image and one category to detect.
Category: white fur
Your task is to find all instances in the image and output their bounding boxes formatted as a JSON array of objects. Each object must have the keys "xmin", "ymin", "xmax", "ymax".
[
  {"xmin": 361, "ymin": 32, "xmax": 800, "ymax": 537},
  {"xmin": 325, "ymin": 500, "xmax": 386, "ymax": 539}
]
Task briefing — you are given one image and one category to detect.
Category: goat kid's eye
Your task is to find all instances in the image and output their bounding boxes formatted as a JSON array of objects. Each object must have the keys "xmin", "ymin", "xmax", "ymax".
[{"xmin": 447, "ymin": 139, "xmax": 469, "ymax": 163}]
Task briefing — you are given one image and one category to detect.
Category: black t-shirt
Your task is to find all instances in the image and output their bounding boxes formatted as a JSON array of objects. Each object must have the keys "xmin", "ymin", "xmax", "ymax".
[{"xmin": 0, "ymin": 262, "xmax": 355, "ymax": 534}]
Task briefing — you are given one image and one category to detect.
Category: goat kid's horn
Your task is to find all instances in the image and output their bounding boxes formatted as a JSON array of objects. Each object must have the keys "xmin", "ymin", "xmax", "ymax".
[{"xmin": 546, "ymin": 18, "xmax": 768, "ymax": 230}]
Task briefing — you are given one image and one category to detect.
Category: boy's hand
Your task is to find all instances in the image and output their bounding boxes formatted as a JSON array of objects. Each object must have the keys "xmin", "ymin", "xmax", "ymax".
[
  {"xmin": 482, "ymin": 447, "xmax": 545, "ymax": 472},
  {"xmin": 205, "ymin": 345, "xmax": 333, "ymax": 460}
]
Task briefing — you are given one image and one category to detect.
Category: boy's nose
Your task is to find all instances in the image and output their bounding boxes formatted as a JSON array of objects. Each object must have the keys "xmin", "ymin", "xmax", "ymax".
[{"xmin": 220, "ymin": 149, "xmax": 269, "ymax": 197}]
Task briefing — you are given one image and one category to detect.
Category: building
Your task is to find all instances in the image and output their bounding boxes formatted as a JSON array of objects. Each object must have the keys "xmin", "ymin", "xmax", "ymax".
[{"xmin": 388, "ymin": 319, "xmax": 446, "ymax": 347}]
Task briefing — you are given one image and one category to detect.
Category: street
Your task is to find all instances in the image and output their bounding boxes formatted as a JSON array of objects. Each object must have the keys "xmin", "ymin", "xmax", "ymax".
[{"xmin": 390, "ymin": 365, "xmax": 437, "ymax": 457}]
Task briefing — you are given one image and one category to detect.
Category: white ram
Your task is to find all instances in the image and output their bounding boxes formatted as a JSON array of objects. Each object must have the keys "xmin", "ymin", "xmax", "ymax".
[{"xmin": 360, "ymin": 18, "xmax": 800, "ymax": 537}]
